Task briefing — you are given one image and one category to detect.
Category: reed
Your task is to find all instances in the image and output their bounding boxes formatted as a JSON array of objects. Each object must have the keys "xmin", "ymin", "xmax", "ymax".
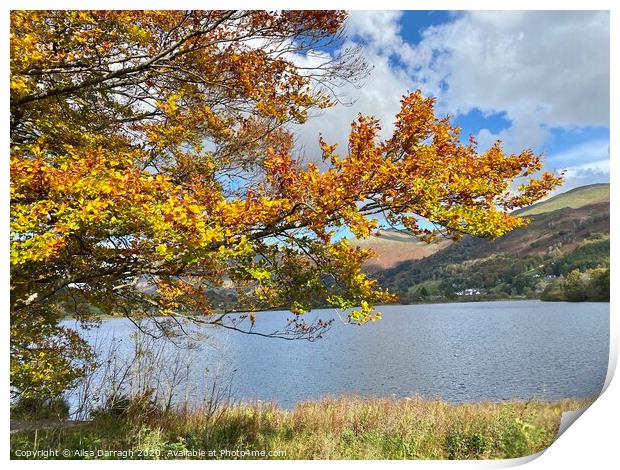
[{"xmin": 11, "ymin": 395, "xmax": 593, "ymax": 460}]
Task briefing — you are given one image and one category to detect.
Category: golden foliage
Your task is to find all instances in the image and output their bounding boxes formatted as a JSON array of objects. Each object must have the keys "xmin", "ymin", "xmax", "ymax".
[{"xmin": 10, "ymin": 10, "xmax": 561, "ymax": 397}]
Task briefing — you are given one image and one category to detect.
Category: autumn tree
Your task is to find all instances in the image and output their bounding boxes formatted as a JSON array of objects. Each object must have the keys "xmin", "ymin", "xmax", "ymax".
[{"xmin": 10, "ymin": 10, "xmax": 561, "ymax": 398}]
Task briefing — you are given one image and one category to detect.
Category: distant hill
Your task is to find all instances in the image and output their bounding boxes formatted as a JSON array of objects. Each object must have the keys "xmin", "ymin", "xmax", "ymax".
[
  {"xmin": 351, "ymin": 230, "xmax": 451, "ymax": 272},
  {"xmin": 353, "ymin": 183, "xmax": 609, "ymax": 274},
  {"xmin": 373, "ymin": 184, "xmax": 610, "ymax": 303},
  {"xmin": 516, "ymin": 183, "xmax": 609, "ymax": 216}
]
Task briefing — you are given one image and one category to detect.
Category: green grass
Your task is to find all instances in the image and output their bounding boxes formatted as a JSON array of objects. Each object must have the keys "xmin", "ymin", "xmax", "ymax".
[
  {"xmin": 11, "ymin": 396, "xmax": 593, "ymax": 460},
  {"xmin": 517, "ymin": 183, "xmax": 609, "ymax": 216}
]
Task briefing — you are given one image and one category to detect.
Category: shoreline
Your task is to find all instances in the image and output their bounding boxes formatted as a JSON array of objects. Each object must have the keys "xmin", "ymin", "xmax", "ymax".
[{"xmin": 61, "ymin": 297, "xmax": 610, "ymax": 322}]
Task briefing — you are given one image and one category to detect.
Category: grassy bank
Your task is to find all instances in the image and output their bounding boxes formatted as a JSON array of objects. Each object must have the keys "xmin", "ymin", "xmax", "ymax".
[{"xmin": 11, "ymin": 396, "xmax": 592, "ymax": 460}]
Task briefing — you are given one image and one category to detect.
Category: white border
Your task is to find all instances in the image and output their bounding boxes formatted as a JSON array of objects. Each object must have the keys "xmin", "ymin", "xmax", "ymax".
[{"xmin": 2, "ymin": 2, "xmax": 616, "ymax": 469}]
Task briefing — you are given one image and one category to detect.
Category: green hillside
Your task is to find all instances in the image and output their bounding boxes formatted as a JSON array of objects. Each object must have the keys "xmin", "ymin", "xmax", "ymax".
[
  {"xmin": 516, "ymin": 183, "xmax": 609, "ymax": 216},
  {"xmin": 375, "ymin": 184, "xmax": 610, "ymax": 303}
]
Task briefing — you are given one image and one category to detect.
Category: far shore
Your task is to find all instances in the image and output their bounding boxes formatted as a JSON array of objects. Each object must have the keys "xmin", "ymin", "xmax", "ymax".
[{"xmin": 61, "ymin": 297, "xmax": 609, "ymax": 322}]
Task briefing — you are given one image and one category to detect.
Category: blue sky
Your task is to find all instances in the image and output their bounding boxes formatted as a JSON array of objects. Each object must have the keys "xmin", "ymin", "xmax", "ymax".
[{"xmin": 294, "ymin": 11, "xmax": 610, "ymax": 194}]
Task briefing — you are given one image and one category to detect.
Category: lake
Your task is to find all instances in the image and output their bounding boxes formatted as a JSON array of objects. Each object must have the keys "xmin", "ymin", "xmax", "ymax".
[{"xmin": 66, "ymin": 300, "xmax": 609, "ymax": 409}]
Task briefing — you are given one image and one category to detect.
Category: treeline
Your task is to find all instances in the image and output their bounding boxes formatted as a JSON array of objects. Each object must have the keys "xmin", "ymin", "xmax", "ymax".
[
  {"xmin": 541, "ymin": 268, "xmax": 610, "ymax": 302},
  {"xmin": 382, "ymin": 234, "xmax": 609, "ymax": 304}
]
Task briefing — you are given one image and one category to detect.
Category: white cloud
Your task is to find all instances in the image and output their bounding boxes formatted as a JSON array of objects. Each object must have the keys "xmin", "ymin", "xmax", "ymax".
[
  {"xmin": 544, "ymin": 138, "xmax": 610, "ymax": 190},
  {"xmin": 344, "ymin": 10, "xmax": 404, "ymax": 53},
  {"xmin": 290, "ymin": 10, "xmax": 609, "ymax": 180},
  {"xmin": 407, "ymin": 11, "xmax": 610, "ymax": 151},
  {"xmin": 564, "ymin": 159, "xmax": 610, "ymax": 176},
  {"xmin": 547, "ymin": 139, "xmax": 610, "ymax": 168},
  {"xmin": 552, "ymin": 166, "xmax": 610, "ymax": 194},
  {"xmin": 291, "ymin": 39, "xmax": 414, "ymax": 162}
]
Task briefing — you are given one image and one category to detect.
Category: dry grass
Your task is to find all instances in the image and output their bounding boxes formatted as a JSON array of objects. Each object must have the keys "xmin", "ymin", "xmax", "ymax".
[{"xmin": 11, "ymin": 395, "xmax": 594, "ymax": 460}]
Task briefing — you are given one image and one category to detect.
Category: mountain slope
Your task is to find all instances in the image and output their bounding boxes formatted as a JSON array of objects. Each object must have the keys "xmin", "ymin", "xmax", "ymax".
[
  {"xmin": 516, "ymin": 183, "xmax": 609, "ymax": 216},
  {"xmin": 352, "ymin": 230, "xmax": 451, "ymax": 272},
  {"xmin": 356, "ymin": 183, "xmax": 609, "ymax": 274},
  {"xmin": 373, "ymin": 184, "xmax": 610, "ymax": 302}
]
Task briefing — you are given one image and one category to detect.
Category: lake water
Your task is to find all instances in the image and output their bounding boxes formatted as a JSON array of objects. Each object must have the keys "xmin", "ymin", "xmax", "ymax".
[{"xmin": 67, "ymin": 300, "xmax": 609, "ymax": 409}]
